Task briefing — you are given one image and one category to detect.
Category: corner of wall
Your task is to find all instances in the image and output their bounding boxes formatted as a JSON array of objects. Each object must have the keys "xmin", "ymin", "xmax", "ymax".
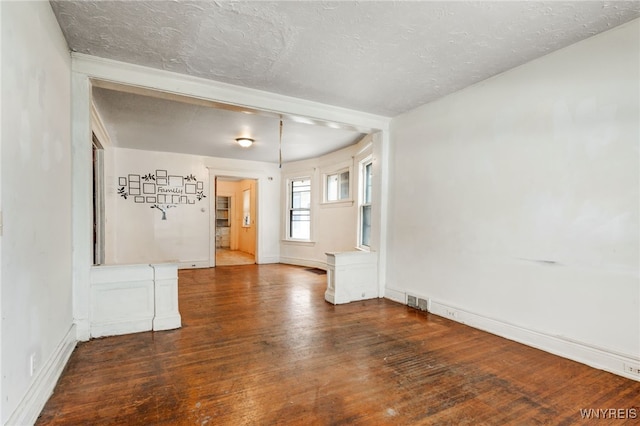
[{"xmin": 5, "ymin": 326, "xmax": 77, "ymax": 426}]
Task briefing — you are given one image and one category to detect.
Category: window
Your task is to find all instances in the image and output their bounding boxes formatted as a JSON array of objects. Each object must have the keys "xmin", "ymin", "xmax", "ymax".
[
  {"xmin": 242, "ymin": 189, "xmax": 250, "ymax": 227},
  {"xmin": 360, "ymin": 160, "xmax": 373, "ymax": 248},
  {"xmin": 289, "ymin": 178, "xmax": 311, "ymax": 240},
  {"xmin": 325, "ymin": 169, "xmax": 349, "ymax": 202}
]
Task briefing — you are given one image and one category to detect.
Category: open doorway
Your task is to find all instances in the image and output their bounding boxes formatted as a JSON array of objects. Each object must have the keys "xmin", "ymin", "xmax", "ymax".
[{"xmin": 215, "ymin": 177, "xmax": 257, "ymax": 266}]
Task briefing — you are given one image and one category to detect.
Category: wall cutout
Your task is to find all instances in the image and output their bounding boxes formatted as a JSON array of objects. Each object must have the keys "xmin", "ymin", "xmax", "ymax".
[{"xmin": 118, "ymin": 170, "xmax": 206, "ymax": 220}]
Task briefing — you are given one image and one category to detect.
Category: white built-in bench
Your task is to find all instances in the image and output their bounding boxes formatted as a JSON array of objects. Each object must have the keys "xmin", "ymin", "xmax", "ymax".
[
  {"xmin": 90, "ymin": 263, "xmax": 181, "ymax": 338},
  {"xmin": 325, "ymin": 251, "xmax": 378, "ymax": 304}
]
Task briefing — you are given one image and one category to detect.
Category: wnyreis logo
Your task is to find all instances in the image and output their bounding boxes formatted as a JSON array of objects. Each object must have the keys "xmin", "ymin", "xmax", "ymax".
[{"xmin": 579, "ymin": 408, "xmax": 637, "ymax": 420}]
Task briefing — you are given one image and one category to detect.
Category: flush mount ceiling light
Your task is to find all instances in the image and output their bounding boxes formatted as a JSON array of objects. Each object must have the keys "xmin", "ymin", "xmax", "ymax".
[{"xmin": 236, "ymin": 137, "xmax": 254, "ymax": 148}]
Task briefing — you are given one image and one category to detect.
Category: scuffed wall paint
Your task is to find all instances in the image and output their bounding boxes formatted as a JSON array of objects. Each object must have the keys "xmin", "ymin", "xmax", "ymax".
[
  {"xmin": 1, "ymin": 1, "xmax": 73, "ymax": 422},
  {"xmin": 387, "ymin": 20, "xmax": 639, "ymax": 358}
]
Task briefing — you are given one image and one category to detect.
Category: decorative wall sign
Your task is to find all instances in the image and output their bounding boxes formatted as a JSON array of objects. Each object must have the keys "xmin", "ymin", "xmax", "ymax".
[
  {"xmin": 118, "ymin": 169, "xmax": 206, "ymax": 220},
  {"xmin": 150, "ymin": 204, "xmax": 175, "ymax": 220}
]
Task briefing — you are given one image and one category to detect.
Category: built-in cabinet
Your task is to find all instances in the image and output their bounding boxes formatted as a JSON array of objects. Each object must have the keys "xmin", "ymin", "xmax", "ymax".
[
  {"xmin": 216, "ymin": 196, "xmax": 230, "ymax": 227},
  {"xmin": 216, "ymin": 196, "xmax": 230, "ymax": 249},
  {"xmin": 89, "ymin": 263, "xmax": 181, "ymax": 338},
  {"xmin": 325, "ymin": 251, "xmax": 378, "ymax": 304}
]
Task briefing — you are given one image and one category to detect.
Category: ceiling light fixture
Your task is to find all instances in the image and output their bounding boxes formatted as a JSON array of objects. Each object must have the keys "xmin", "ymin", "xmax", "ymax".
[{"xmin": 236, "ymin": 137, "xmax": 254, "ymax": 148}]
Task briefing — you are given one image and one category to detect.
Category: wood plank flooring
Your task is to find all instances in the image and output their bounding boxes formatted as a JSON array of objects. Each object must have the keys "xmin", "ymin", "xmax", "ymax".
[
  {"xmin": 37, "ymin": 264, "xmax": 640, "ymax": 425},
  {"xmin": 215, "ymin": 249, "xmax": 255, "ymax": 266}
]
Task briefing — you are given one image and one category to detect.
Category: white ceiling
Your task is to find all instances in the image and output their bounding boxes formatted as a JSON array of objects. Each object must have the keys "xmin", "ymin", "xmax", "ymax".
[
  {"xmin": 91, "ymin": 86, "xmax": 366, "ymax": 163},
  {"xmin": 51, "ymin": 1, "xmax": 640, "ymax": 161}
]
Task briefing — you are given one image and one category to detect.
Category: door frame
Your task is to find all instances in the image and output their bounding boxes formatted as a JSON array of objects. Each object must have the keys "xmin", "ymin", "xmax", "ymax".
[{"xmin": 209, "ymin": 171, "xmax": 260, "ymax": 267}]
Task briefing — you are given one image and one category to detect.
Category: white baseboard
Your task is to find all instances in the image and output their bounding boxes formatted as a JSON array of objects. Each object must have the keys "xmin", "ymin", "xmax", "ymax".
[
  {"xmin": 428, "ymin": 299, "xmax": 640, "ymax": 382},
  {"xmin": 383, "ymin": 287, "xmax": 405, "ymax": 304},
  {"xmin": 91, "ymin": 318, "xmax": 153, "ymax": 338},
  {"xmin": 74, "ymin": 318, "xmax": 91, "ymax": 342},
  {"xmin": 177, "ymin": 260, "xmax": 209, "ymax": 269},
  {"xmin": 6, "ymin": 324, "xmax": 78, "ymax": 426},
  {"xmin": 257, "ymin": 256, "xmax": 279, "ymax": 265},
  {"xmin": 279, "ymin": 256, "xmax": 327, "ymax": 271},
  {"xmin": 153, "ymin": 314, "xmax": 182, "ymax": 331}
]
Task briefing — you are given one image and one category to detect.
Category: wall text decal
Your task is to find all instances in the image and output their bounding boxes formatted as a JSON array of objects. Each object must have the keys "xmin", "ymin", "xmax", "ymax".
[{"xmin": 118, "ymin": 170, "xmax": 206, "ymax": 219}]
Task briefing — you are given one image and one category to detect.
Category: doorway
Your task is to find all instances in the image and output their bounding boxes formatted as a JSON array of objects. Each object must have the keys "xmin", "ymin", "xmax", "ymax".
[
  {"xmin": 92, "ymin": 132, "xmax": 105, "ymax": 265},
  {"xmin": 215, "ymin": 177, "xmax": 257, "ymax": 266}
]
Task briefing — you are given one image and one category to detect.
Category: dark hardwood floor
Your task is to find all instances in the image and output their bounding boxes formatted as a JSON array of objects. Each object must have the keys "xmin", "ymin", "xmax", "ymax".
[{"xmin": 37, "ymin": 264, "xmax": 640, "ymax": 425}]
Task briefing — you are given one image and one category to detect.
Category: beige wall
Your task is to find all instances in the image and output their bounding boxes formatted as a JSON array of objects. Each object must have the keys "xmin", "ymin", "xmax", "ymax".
[
  {"xmin": 238, "ymin": 179, "xmax": 257, "ymax": 255},
  {"xmin": 280, "ymin": 134, "xmax": 374, "ymax": 269}
]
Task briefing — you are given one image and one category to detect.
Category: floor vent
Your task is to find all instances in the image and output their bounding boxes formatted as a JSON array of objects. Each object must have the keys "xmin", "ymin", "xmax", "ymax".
[
  {"xmin": 407, "ymin": 294, "xmax": 429, "ymax": 312},
  {"xmin": 418, "ymin": 298, "xmax": 428, "ymax": 311},
  {"xmin": 407, "ymin": 295, "xmax": 418, "ymax": 309}
]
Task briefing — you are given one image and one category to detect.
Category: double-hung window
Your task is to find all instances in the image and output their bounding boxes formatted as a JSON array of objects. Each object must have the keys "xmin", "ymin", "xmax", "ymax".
[
  {"xmin": 359, "ymin": 160, "xmax": 373, "ymax": 248},
  {"xmin": 289, "ymin": 178, "xmax": 311, "ymax": 240}
]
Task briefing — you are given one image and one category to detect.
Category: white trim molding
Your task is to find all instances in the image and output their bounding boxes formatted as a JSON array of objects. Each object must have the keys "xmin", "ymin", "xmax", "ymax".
[
  {"xmin": 90, "ymin": 101, "xmax": 112, "ymax": 148},
  {"xmin": 257, "ymin": 256, "xmax": 279, "ymax": 265},
  {"xmin": 427, "ymin": 299, "xmax": 640, "ymax": 382},
  {"xmin": 177, "ymin": 261, "xmax": 210, "ymax": 270},
  {"xmin": 279, "ymin": 256, "xmax": 327, "ymax": 271},
  {"xmin": 72, "ymin": 53, "xmax": 391, "ymax": 133},
  {"xmin": 208, "ymin": 169, "xmax": 273, "ymax": 268},
  {"xmin": 383, "ymin": 287, "xmax": 406, "ymax": 304},
  {"xmin": 71, "ymin": 71, "xmax": 93, "ymax": 343},
  {"xmin": 6, "ymin": 325, "xmax": 77, "ymax": 426}
]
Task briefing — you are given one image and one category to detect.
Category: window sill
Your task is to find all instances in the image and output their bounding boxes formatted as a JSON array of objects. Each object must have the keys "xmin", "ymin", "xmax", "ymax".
[
  {"xmin": 281, "ymin": 240, "xmax": 316, "ymax": 247},
  {"xmin": 320, "ymin": 200, "xmax": 354, "ymax": 208}
]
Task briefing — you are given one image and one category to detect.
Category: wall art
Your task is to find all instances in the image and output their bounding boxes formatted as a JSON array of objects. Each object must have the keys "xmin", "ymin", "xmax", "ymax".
[{"xmin": 117, "ymin": 170, "xmax": 206, "ymax": 220}]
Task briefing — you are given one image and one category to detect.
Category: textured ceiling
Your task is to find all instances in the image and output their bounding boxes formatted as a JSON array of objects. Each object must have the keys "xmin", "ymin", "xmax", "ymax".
[
  {"xmin": 92, "ymin": 87, "xmax": 365, "ymax": 163},
  {"xmin": 52, "ymin": 1, "xmax": 639, "ymax": 162},
  {"xmin": 51, "ymin": 1, "xmax": 640, "ymax": 117}
]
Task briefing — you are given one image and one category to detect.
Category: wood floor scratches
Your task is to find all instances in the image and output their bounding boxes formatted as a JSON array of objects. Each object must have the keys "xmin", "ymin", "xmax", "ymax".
[{"xmin": 37, "ymin": 264, "xmax": 640, "ymax": 425}]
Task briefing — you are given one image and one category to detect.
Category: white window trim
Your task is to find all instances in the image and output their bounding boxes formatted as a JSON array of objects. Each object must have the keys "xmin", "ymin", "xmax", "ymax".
[
  {"xmin": 357, "ymin": 155, "xmax": 373, "ymax": 251},
  {"xmin": 321, "ymin": 164, "xmax": 353, "ymax": 205},
  {"xmin": 285, "ymin": 176, "xmax": 313, "ymax": 242},
  {"xmin": 280, "ymin": 239, "xmax": 316, "ymax": 247},
  {"xmin": 320, "ymin": 199, "xmax": 354, "ymax": 209}
]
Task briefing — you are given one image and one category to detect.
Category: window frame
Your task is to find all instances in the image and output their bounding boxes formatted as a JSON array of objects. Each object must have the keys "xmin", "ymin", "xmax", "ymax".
[
  {"xmin": 322, "ymin": 166, "xmax": 352, "ymax": 204},
  {"xmin": 286, "ymin": 176, "xmax": 313, "ymax": 241},
  {"xmin": 358, "ymin": 156, "xmax": 373, "ymax": 250}
]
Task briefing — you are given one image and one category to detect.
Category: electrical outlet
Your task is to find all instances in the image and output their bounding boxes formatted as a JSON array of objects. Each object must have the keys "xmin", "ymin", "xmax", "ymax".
[
  {"xmin": 446, "ymin": 309, "xmax": 457, "ymax": 318},
  {"xmin": 624, "ymin": 363, "xmax": 640, "ymax": 376},
  {"xmin": 29, "ymin": 353, "xmax": 38, "ymax": 377}
]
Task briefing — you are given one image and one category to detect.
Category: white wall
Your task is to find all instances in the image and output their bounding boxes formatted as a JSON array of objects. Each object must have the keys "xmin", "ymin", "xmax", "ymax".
[
  {"xmin": 1, "ymin": 1, "xmax": 75, "ymax": 423},
  {"xmin": 105, "ymin": 147, "xmax": 281, "ymax": 267},
  {"xmin": 280, "ymin": 135, "xmax": 374, "ymax": 269},
  {"xmin": 106, "ymin": 147, "xmax": 211, "ymax": 266},
  {"xmin": 387, "ymin": 20, "xmax": 639, "ymax": 374}
]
